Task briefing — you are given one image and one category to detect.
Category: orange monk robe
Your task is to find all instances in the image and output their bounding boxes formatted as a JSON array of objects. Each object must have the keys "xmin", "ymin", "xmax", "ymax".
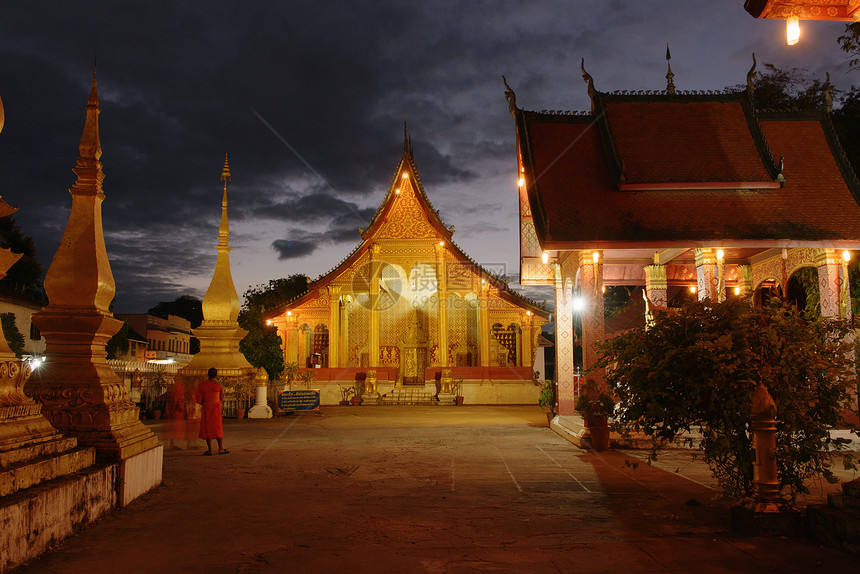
[{"xmin": 194, "ymin": 378, "xmax": 223, "ymax": 439}]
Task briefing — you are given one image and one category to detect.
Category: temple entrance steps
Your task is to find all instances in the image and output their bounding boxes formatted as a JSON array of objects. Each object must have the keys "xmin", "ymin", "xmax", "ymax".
[{"xmin": 380, "ymin": 387, "xmax": 436, "ymax": 406}]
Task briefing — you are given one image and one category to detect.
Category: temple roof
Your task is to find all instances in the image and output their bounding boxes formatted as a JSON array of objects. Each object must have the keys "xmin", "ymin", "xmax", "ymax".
[{"xmin": 514, "ymin": 87, "xmax": 860, "ymax": 250}]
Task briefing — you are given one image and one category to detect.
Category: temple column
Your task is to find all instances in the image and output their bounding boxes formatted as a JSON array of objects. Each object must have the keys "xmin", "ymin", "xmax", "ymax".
[
  {"xmin": 643, "ymin": 263, "xmax": 667, "ymax": 328},
  {"xmin": 297, "ymin": 324, "xmax": 308, "ymax": 368},
  {"xmin": 435, "ymin": 243, "xmax": 449, "ymax": 367},
  {"xmin": 695, "ymin": 248, "xmax": 720, "ymax": 301},
  {"xmin": 580, "ymin": 250, "xmax": 605, "ymax": 389},
  {"xmin": 478, "ymin": 279, "xmax": 490, "ymax": 367},
  {"xmin": 520, "ymin": 313, "xmax": 532, "ymax": 368},
  {"xmin": 369, "ymin": 244, "xmax": 380, "ymax": 367},
  {"xmin": 644, "ymin": 264, "xmax": 668, "ymax": 309},
  {"xmin": 817, "ymin": 249, "xmax": 851, "ymax": 320},
  {"xmin": 737, "ymin": 264, "xmax": 754, "ymax": 301},
  {"xmin": 340, "ymin": 297, "xmax": 350, "ymax": 367},
  {"xmin": 285, "ymin": 319, "xmax": 298, "ymax": 364},
  {"xmin": 327, "ymin": 285, "xmax": 341, "ymax": 368},
  {"xmin": 553, "ymin": 251, "xmax": 578, "ymax": 415}
]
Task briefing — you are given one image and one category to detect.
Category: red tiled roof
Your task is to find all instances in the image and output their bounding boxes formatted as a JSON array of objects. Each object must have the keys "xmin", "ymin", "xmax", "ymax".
[
  {"xmin": 604, "ymin": 98, "xmax": 775, "ymax": 185},
  {"xmin": 517, "ymin": 93, "xmax": 860, "ymax": 249}
]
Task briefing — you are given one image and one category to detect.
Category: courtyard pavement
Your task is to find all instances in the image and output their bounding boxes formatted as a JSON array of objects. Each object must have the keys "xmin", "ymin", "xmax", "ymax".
[{"xmin": 14, "ymin": 406, "xmax": 859, "ymax": 573}]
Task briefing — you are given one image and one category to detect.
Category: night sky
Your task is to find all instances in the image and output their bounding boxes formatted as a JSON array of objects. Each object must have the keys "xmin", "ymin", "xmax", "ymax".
[{"xmin": 0, "ymin": 2, "xmax": 852, "ymax": 312}]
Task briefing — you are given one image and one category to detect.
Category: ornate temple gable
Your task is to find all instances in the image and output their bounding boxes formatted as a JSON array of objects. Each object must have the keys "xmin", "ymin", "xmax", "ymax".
[{"xmin": 362, "ymin": 148, "xmax": 454, "ymax": 243}]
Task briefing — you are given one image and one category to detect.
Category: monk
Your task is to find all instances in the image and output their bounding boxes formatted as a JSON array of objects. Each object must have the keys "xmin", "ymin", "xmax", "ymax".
[{"xmin": 194, "ymin": 367, "xmax": 228, "ymax": 455}]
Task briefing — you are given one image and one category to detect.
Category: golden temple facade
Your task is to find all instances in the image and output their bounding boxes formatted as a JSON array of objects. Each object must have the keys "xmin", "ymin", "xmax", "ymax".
[{"xmin": 265, "ymin": 142, "xmax": 549, "ymax": 405}]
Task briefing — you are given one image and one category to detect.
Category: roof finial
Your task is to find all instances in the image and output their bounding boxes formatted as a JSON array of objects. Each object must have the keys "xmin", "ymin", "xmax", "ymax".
[
  {"xmin": 665, "ymin": 44, "xmax": 675, "ymax": 95},
  {"xmin": 0, "ymin": 94, "xmax": 4, "ymax": 136},
  {"xmin": 502, "ymin": 75, "xmax": 517, "ymax": 117},
  {"xmin": 581, "ymin": 58, "xmax": 596, "ymax": 112},
  {"xmin": 747, "ymin": 52, "xmax": 757, "ymax": 94},
  {"xmin": 403, "ymin": 122, "xmax": 409, "ymax": 156}
]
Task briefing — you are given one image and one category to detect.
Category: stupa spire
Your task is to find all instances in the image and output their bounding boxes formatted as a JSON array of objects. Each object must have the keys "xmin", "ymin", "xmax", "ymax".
[{"xmin": 201, "ymin": 155, "xmax": 240, "ymax": 324}]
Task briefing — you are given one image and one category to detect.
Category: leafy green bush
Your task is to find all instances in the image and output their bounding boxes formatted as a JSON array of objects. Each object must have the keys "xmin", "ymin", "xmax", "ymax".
[{"xmin": 593, "ymin": 297, "xmax": 857, "ymax": 501}]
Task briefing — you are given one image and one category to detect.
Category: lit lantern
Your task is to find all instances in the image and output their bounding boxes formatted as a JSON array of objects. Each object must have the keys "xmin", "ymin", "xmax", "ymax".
[
  {"xmin": 518, "ymin": 177, "xmax": 525, "ymax": 187},
  {"xmin": 592, "ymin": 251, "xmax": 599, "ymax": 263},
  {"xmin": 716, "ymin": 249, "xmax": 724, "ymax": 261},
  {"xmin": 402, "ymin": 172, "xmax": 409, "ymax": 180},
  {"xmin": 787, "ymin": 16, "xmax": 800, "ymax": 46},
  {"xmin": 843, "ymin": 250, "xmax": 851, "ymax": 262},
  {"xmin": 735, "ymin": 287, "xmax": 741, "ymax": 295},
  {"xmin": 689, "ymin": 285, "xmax": 696, "ymax": 294},
  {"xmin": 541, "ymin": 251, "xmax": 549, "ymax": 264}
]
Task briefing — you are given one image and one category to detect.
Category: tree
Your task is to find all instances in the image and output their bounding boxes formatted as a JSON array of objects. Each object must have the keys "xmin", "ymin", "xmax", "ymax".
[
  {"xmin": 148, "ymin": 295, "xmax": 203, "ymax": 327},
  {"xmin": 593, "ymin": 298, "xmax": 857, "ymax": 502},
  {"xmin": 105, "ymin": 320, "xmax": 130, "ymax": 359},
  {"xmin": 0, "ymin": 313, "xmax": 25, "ymax": 357},
  {"xmin": 239, "ymin": 275, "xmax": 308, "ymax": 379},
  {"xmin": 148, "ymin": 295, "xmax": 203, "ymax": 354},
  {"xmin": 0, "ymin": 216, "xmax": 46, "ymax": 303},
  {"xmin": 839, "ymin": 23, "xmax": 860, "ymax": 71}
]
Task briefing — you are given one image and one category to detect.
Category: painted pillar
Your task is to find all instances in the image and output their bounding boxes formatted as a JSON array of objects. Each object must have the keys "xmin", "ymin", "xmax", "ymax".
[
  {"xmin": 580, "ymin": 250, "xmax": 605, "ymax": 389},
  {"xmin": 297, "ymin": 324, "xmax": 307, "ymax": 368},
  {"xmin": 553, "ymin": 252, "xmax": 578, "ymax": 415},
  {"xmin": 695, "ymin": 248, "xmax": 720, "ymax": 301},
  {"xmin": 643, "ymin": 264, "xmax": 668, "ymax": 309},
  {"xmin": 286, "ymin": 320, "xmax": 298, "ymax": 364},
  {"xmin": 478, "ymin": 279, "xmax": 490, "ymax": 367},
  {"xmin": 370, "ymin": 244, "xmax": 381, "ymax": 367},
  {"xmin": 817, "ymin": 249, "xmax": 843, "ymax": 319},
  {"xmin": 435, "ymin": 243, "xmax": 449, "ymax": 367},
  {"xmin": 327, "ymin": 285, "xmax": 341, "ymax": 368}
]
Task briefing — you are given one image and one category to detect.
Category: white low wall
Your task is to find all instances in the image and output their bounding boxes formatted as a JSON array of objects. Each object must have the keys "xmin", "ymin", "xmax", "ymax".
[{"xmin": 0, "ymin": 464, "xmax": 117, "ymax": 572}]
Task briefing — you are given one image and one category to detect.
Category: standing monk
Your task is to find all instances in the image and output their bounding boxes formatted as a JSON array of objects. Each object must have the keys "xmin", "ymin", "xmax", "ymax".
[{"xmin": 194, "ymin": 367, "xmax": 229, "ymax": 455}]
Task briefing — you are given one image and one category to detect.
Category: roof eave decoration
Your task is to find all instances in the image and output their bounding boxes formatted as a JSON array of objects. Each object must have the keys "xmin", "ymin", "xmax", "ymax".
[{"xmin": 745, "ymin": 0, "xmax": 860, "ymax": 21}]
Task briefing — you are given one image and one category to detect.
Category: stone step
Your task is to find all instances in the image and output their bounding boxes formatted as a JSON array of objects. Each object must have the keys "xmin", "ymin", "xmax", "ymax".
[
  {"xmin": 0, "ymin": 444, "xmax": 96, "ymax": 497},
  {"xmin": 380, "ymin": 388, "xmax": 436, "ymax": 406}
]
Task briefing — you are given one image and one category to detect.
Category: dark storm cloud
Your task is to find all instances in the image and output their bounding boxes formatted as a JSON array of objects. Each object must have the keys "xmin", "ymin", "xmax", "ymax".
[{"xmin": 0, "ymin": 1, "xmax": 851, "ymax": 311}]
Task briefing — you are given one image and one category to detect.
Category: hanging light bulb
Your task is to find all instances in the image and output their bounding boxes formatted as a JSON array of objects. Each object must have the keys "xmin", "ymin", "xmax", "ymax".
[
  {"xmin": 541, "ymin": 251, "xmax": 549, "ymax": 264},
  {"xmin": 843, "ymin": 250, "xmax": 851, "ymax": 262},
  {"xmin": 787, "ymin": 16, "xmax": 800, "ymax": 46}
]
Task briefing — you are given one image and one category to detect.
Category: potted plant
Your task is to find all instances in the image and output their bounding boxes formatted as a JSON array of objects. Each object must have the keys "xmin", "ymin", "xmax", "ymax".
[
  {"xmin": 575, "ymin": 378, "xmax": 615, "ymax": 450},
  {"xmin": 538, "ymin": 379, "xmax": 555, "ymax": 424},
  {"xmin": 339, "ymin": 385, "xmax": 354, "ymax": 406},
  {"xmin": 452, "ymin": 377, "xmax": 464, "ymax": 406},
  {"xmin": 350, "ymin": 381, "xmax": 364, "ymax": 406},
  {"xmin": 231, "ymin": 377, "xmax": 253, "ymax": 419}
]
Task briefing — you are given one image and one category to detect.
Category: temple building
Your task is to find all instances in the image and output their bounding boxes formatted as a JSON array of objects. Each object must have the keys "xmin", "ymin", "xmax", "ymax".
[
  {"xmin": 264, "ymin": 139, "xmax": 549, "ymax": 405},
  {"xmin": 506, "ymin": 57, "xmax": 860, "ymax": 426}
]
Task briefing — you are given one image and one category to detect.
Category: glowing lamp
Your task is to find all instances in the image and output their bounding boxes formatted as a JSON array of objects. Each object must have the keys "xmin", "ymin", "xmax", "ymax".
[
  {"xmin": 571, "ymin": 296, "xmax": 585, "ymax": 311},
  {"xmin": 402, "ymin": 173, "xmax": 408, "ymax": 180},
  {"xmin": 526, "ymin": 310, "xmax": 531, "ymax": 316},
  {"xmin": 395, "ymin": 188, "xmax": 400, "ymax": 194},
  {"xmin": 439, "ymin": 241, "xmax": 444, "ymax": 246},
  {"xmin": 843, "ymin": 250, "xmax": 851, "ymax": 262},
  {"xmin": 287, "ymin": 311, "xmax": 292, "ymax": 316},
  {"xmin": 602, "ymin": 285, "xmax": 605, "ymax": 293},
  {"xmin": 787, "ymin": 16, "xmax": 799, "ymax": 46},
  {"xmin": 735, "ymin": 287, "xmax": 741, "ymax": 295},
  {"xmin": 518, "ymin": 177, "xmax": 525, "ymax": 187},
  {"xmin": 689, "ymin": 285, "xmax": 696, "ymax": 294},
  {"xmin": 266, "ymin": 320, "xmax": 272, "ymax": 325},
  {"xmin": 592, "ymin": 251, "xmax": 599, "ymax": 263},
  {"xmin": 541, "ymin": 251, "xmax": 549, "ymax": 264},
  {"xmin": 716, "ymin": 249, "xmax": 724, "ymax": 261}
]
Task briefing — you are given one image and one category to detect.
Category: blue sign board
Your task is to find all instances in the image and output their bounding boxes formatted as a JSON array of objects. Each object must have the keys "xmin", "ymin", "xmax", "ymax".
[{"xmin": 278, "ymin": 389, "xmax": 320, "ymax": 412}]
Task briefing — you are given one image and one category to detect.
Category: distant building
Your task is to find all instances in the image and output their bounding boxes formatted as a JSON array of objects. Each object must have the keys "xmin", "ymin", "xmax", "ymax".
[
  {"xmin": 119, "ymin": 313, "xmax": 192, "ymax": 364},
  {"xmin": 0, "ymin": 285, "xmax": 46, "ymax": 358}
]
